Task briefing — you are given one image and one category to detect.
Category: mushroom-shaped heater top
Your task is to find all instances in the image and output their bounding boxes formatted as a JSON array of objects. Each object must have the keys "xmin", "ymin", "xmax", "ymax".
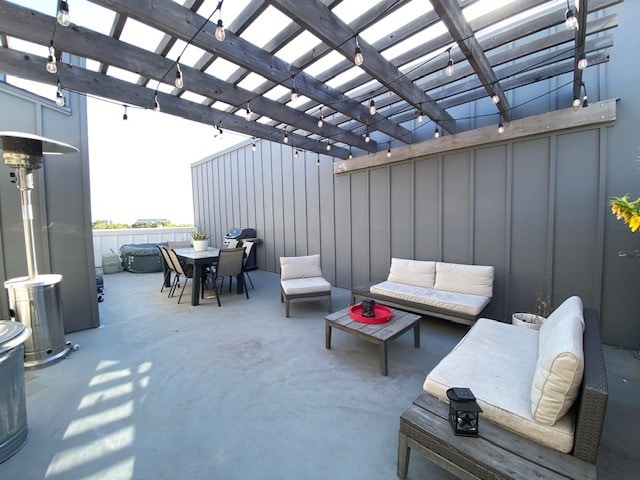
[{"xmin": 0, "ymin": 131, "xmax": 78, "ymax": 169}]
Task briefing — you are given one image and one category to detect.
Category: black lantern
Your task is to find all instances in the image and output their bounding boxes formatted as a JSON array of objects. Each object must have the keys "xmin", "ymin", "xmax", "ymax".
[
  {"xmin": 446, "ymin": 388, "xmax": 483, "ymax": 437},
  {"xmin": 361, "ymin": 298, "xmax": 376, "ymax": 317}
]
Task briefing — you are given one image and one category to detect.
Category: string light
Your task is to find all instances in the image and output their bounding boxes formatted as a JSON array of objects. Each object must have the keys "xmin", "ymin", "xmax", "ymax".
[
  {"xmin": 369, "ymin": 94, "xmax": 376, "ymax": 115},
  {"xmin": 252, "ymin": 137, "xmax": 256, "ymax": 151},
  {"xmin": 316, "ymin": 154, "xmax": 320, "ymax": 166},
  {"xmin": 57, "ymin": 0, "xmax": 70, "ymax": 27},
  {"xmin": 46, "ymin": 42, "xmax": 57, "ymax": 74},
  {"xmin": 444, "ymin": 48, "xmax": 454, "ymax": 77},
  {"xmin": 153, "ymin": 93, "xmax": 160, "ymax": 112},
  {"xmin": 348, "ymin": 148, "xmax": 353, "ymax": 160},
  {"xmin": 387, "ymin": 143, "xmax": 391, "ymax": 158},
  {"xmin": 290, "ymin": 76, "xmax": 299, "ymax": 102},
  {"xmin": 55, "ymin": 82, "xmax": 65, "ymax": 107},
  {"xmin": 565, "ymin": 1, "xmax": 579, "ymax": 31},
  {"xmin": 326, "ymin": 142, "xmax": 331, "ymax": 151},
  {"xmin": 174, "ymin": 63, "xmax": 184, "ymax": 89},
  {"xmin": 577, "ymin": 53, "xmax": 587, "ymax": 70},
  {"xmin": 294, "ymin": 149, "xmax": 299, "ymax": 158},
  {"xmin": 491, "ymin": 92, "xmax": 500, "ymax": 104},
  {"xmin": 283, "ymin": 131, "xmax": 289, "ymax": 143},
  {"xmin": 354, "ymin": 35, "xmax": 364, "ymax": 66},
  {"xmin": 122, "ymin": 105, "xmax": 128, "ymax": 121},
  {"xmin": 572, "ymin": 96, "xmax": 581, "ymax": 108},
  {"xmin": 317, "ymin": 108, "xmax": 324, "ymax": 128},
  {"xmin": 245, "ymin": 104, "xmax": 252, "ymax": 121},
  {"xmin": 498, "ymin": 122, "xmax": 505, "ymax": 133},
  {"xmin": 365, "ymin": 129, "xmax": 370, "ymax": 143},
  {"xmin": 434, "ymin": 126, "xmax": 440, "ymax": 139},
  {"xmin": 417, "ymin": 102, "xmax": 423, "ymax": 122},
  {"xmin": 581, "ymin": 82, "xmax": 588, "ymax": 108},
  {"xmin": 215, "ymin": 7, "xmax": 225, "ymax": 41},
  {"xmin": 217, "ymin": 125, "xmax": 224, "ymax": 139}
]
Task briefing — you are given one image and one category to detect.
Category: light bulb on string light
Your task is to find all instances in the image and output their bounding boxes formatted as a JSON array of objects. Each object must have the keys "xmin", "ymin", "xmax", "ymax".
[
  {"xmin": 55, "ymin": 83, "xmax": 65, "ymax": 107},
  {"xmin": 354, "ymin": 35, "xmax": 364, "ymax": 66},
  {"xmin": 245, "ymin": 104, "xmax": 252, "ymax": 121},
  {"xmin": 417, "ymin": 102, "xmax": 423, "ymax": 122},
  {"xmin": 348, "ymin": 148, "xmax": 353, "ymax": 160},
  {"xmin": 498, "ymin": 122, "xmax": 505, "ymax": 134},
  {"xmin": 57, "ymin": 0, "xmax": 70, "ymax": 27},
  {"xmin": 326, "ymin": 141, "xmax": 331, "ymax": 151},
  {"xmin": 175, "ymin": 63, "xmax": 184, "ymax": 89},
  {"xmin": 290, "ymin": 86, "xmax": 298, "ymax": 103},
  {"xmin": 434, "ymin": 126, "xmax": 440, "ymax": 139},
  {"xmin": 283, "ymin": 131, "xmax": 289, "ymax": 144},
  {"xmin": 387, "ymin": 143, "xmax": 391, "ymax": 158},
  {"xmin": 153, "ymin": 93, "xmax": 160, "ymax": 112},
  {"xmin": 122, "ymin": 105, "xmax": 128, "ymax": 121},
  {"xmin": 252, "ymin": 137, "xmax": 257, "ymax": 151},
  {"xmin": 369, "ymin": 96, "xmax": 376, "ymax": 115},
  {"xmin": 317, "ymin": 108, "xmax": 324, "ymax": 128},
  {"xmin": 46, "ymin": 42, "xmax": 57, "ymax": 74},
  {"xmin": 580, "ymin": 81, "xmax": 588, "ymax": 108},
  {"xmin": 444, "ymin": 48, "xmax": 454, "ymax": 77},
  {"xmin": 365, "ymin": 129, "xmax": 370, "ymax": 143},
  {"xmin": 294, "ymin": 149, "xmax": 299, "ymax": 158},
  {"xmin": 572, "ymin": 96, "xmax": 581, "ymax": 108},
  {"xmin": 316, "ymin": 154, "xmax": 320, "ymax": 166},
  {"xmin": 577, "ymin": 53, "xmax": 588, "ymax": 70},
  {"xmin": 215, "ymin": 8, "xmax": 225, "ymax": 42},
  {"xmin": 491, "ymin": 92, "xmax": 500, "ymax": 104},
  {"xmin": 565, "ymin": 1, "xmax": 579, "ymax": 31}
]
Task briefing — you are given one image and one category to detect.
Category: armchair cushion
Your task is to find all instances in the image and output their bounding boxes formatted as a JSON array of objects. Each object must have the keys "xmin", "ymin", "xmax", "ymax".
[
  {"xmin": 281, "ymin": 277, "xmax": 331, "ymax": 295},
  {"xmin": 280, "ymin": 254, "xmax": 323, "ymax": 280}
]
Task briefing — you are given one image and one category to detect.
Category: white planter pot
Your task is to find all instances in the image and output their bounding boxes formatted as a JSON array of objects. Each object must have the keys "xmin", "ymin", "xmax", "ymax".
[
  {"xmin": 512, "ymin": 312, "xmax": 545, "ymax": 330},
  {"xmin": 192, "ymin": 240, "xmax": 208, "ymax": 252}
]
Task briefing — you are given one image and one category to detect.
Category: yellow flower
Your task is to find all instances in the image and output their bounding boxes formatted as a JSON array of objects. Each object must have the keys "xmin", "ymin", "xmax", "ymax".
[{"xmin": 631, "ymin": 215, "xmax": 640, "ymax": 232}]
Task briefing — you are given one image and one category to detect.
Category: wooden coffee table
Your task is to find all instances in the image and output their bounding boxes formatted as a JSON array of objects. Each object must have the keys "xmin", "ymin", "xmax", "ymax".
[{"xmin": 325, "ymin": 307, "xmax": 421, "ymax": 376}]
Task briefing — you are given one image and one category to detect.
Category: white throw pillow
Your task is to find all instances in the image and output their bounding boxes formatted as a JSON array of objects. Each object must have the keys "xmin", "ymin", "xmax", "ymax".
[
  {"xmin": 538, "ymin": 296, "xmax": 584, "ymax": 354},
  {"xmin": 387, "ymin": 258, "xmax": 436, "ymax": 288},
  {"xmin": 280, "ymin": 254, "xmax": 323, "ymax": 280},
  {"xmin": 433, "ymin": 262, "xmax": 494, "ymax": 298},
  {"xmin": 531, "ymin": 314, "xmax": 584, "ymax": 425}
]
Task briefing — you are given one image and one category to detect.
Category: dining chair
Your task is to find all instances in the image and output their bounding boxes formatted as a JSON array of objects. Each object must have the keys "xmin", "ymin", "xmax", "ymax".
[
  {"xmin": 242, "ymin": 241, "xmax": 255, "ymax": 289},
  {"xmin": 158, "ymin": 245, "xmax": 176, "ymax": 294},
  {"xmin": 209, "ymin": 247, "xmax": 248, "ymax": 307},
  {"xmin": 166, "ymin": 248, "xmax": 197, "ymax": 304}
]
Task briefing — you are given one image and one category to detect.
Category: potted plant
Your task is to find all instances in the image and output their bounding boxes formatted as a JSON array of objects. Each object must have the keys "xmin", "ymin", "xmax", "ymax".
[
  {"xmin": 512, "ymin": 278, "xmax": 551, "ymax": 330},
  {"xmin": 190, "ymin": 230, "xmax": 210, "ymax": 252}
]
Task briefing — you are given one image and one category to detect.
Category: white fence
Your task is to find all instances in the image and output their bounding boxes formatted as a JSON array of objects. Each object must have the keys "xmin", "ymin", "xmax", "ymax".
[{"xmin": 92, "ymin": 227, "xmax": 193, "ymax": 266}]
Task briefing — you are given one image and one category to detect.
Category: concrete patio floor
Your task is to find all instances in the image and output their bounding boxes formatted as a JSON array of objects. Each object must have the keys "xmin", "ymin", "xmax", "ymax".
[{"xmin": 1, "ymin": 269, "xmax": 638, "ymax": 479}]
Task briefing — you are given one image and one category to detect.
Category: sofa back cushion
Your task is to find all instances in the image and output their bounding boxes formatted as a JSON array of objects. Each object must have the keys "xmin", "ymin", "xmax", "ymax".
[
  {"xmin": 531, "ymin": 313, "xmax": 584, "ymax": 425},
  {"xmin": 538, "ymin": 296, "xmax": 584, "ymax": 354},
  {"xmin": 434, "ymin": 262, "xmax": 494, "ymax": 298},
  {"xmin": 280, "ymin": 254, "xmax": 323, "ymax": 280},
  {"xmin": 387, "ymin": 258, "xmax": 436, "ymax": 288}
]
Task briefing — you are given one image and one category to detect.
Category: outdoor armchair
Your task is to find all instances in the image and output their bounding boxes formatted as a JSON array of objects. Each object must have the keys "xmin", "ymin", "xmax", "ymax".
[{"xmin": 279, "ymin": 254, "xmax": 331, "ymax": 317}]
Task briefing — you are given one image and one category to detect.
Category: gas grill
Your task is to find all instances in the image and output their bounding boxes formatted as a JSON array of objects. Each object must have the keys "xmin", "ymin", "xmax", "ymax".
[{"xmin": 223, "ymin": 228, "xmax": 260, "ymax": 270}]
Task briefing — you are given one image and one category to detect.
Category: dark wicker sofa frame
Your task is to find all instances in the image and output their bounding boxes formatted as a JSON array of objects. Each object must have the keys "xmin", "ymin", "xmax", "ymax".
[{"xmin": 397, "ymin": 308, "xmax": 608, "ymax": 479}]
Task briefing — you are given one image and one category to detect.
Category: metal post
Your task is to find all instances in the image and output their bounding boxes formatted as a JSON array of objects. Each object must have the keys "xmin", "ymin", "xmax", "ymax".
[{"xmin": 16, "ymin": 169, "xmax": 38, "ymax": 279}]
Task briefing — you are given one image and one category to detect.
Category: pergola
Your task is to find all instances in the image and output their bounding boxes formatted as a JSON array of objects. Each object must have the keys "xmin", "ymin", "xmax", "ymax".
[{"xmin": 0, "ymin": 0, "xmax": 622, "ymax": 160}]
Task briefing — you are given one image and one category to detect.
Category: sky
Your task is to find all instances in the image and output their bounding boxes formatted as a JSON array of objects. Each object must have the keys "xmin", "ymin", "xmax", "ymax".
[{"xmin": 6, "ymin": 0, "xmax": 247, "ymax": 225}]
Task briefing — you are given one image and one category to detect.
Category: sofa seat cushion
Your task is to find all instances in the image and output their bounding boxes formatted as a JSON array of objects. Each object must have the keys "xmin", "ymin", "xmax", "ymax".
[
  {"xmin": 370, "ymin": 281, "xmax": 490, "ymax": 317},
  {"xmin": 434, "ymin": 262, "xmax": 494, "ymax": 298},
  {"xmin": 387, "ymin": 258, "xmax": 436, "ymax": 288},
  {"xmin": 281, "ymin": 277, "xmax": 331, "ymax": 295},
  {"xmin": 423, "ymin": 319, "xmax": 575, "ymax": 453}
]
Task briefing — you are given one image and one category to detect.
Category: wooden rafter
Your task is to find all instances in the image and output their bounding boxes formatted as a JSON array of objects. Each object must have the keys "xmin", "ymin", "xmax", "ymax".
[
  {"xmin": 268, "ymin": 0, "xmax": 456, "ymax": 136},
  {"xmin": 0, "ymin": 1, "xmax": 375, "ymax": 153},
  {"xmin": 430, "ymin": 0, "xmax": 511, "ymax": 122},
  {"xmin": 86, "ymin": 0, "xmax": 412, "ymax": 144},
  {"xmin": 99, "ymin": 13, "xmax": 127, "ymax": 74}
]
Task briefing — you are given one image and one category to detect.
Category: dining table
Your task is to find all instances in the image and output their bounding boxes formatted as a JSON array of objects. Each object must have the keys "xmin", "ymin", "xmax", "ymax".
[{"xmin": 161, "ymin": 247, "xmax": 246, "ymax": 306}]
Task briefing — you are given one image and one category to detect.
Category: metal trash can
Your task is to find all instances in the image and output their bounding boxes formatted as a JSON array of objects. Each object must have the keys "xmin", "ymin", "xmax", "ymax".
[
  {"xmin": 4, "ymin": 274, "xmax": 69, "ymax": 369},
  {"xmin": 0, "ymin": 321, "xmax": 31, "ymax": 463}
]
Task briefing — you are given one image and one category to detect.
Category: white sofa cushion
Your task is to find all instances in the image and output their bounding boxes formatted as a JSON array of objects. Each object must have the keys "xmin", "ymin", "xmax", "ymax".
[
  {"xmin": 538, "ymin": 296, "xmax": 584, "ymax": 354},
  {"xmin": 281, "ymin": 277, "xmax": 331, "ymax": 295},
  {"xmin": 370, "ymin": 281, "xmax": 490, "ymax": 317},
  {"xmin": 424, "ymin": 319, "xmax": 575, "ymax": 453},
  {"xmin": 531, "ymin": 314, "xmax": 584, "ymax": 425},
  {"xmin": 387, "ymin": 258, "xmax": 436, "ymax": 288},
  {"xmin": 434, "ymin": 262, "xmax": 494, "ymax": 298},
  {"xmin": 280, "ymin": 254, "xmax": 323, "ymax": 280}
]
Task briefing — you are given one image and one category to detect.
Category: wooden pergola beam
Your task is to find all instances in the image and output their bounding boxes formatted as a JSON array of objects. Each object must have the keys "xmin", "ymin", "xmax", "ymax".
[
  {"xmin": 573, "ymin": 0, "xmax": 589, "ymax": 100},
  {"xmin": 99, "ymin": 13, "xmax": 127, "ymax": 74},
  {"xmin": 0, "ymin": 1, "xmax": 375, "ymax": 153},
  {"xmin": 0, "ymin": 47, "xmax": 350, "ymax": 158},
  {"xmin": 268, "ymin": 0, "xmax": 456, "ymax": 136},
  {"xmin": 87, "ymin": 0, "xmax": 412, "ymax": 143},
  {"xmin": 431, "ymin": 0, "xmax": 511, "ymax": 122}
]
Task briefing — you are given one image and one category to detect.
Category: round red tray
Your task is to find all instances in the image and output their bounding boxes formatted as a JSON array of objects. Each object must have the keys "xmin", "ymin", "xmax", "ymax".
[{"xmin": 349, "ymin": 304, "xmax": 393, "ymax": 324}]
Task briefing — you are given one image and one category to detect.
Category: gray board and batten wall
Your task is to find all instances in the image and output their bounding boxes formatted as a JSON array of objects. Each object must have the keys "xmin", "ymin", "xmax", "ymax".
[{"xmin": 0, "ymin": 80, "xmax": 99, "ymax": 333}]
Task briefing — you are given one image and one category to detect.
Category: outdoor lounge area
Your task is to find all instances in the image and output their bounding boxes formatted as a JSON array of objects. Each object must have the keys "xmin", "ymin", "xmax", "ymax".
[
  {"xmin": 1, "ymin": 1, "xmax": 640, "ymax": 479},
  {"xmin": 0, "ymin": 270, "xmax": 637, "ymax": 479}
]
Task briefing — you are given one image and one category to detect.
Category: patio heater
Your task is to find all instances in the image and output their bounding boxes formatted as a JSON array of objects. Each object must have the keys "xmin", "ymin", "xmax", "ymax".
[{"xmin": 1, "ymin": 132, "xmax": 78, "ymax": 369}]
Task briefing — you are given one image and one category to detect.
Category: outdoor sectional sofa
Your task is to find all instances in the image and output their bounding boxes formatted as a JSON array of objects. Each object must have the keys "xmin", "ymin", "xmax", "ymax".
[
  {"xmin": 352, "ymin": 258, "xmax": 494, "ymax": 326},
  {"xmin": 398, "ymin": 296, "xmax": 608, "ymax": 479}
]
